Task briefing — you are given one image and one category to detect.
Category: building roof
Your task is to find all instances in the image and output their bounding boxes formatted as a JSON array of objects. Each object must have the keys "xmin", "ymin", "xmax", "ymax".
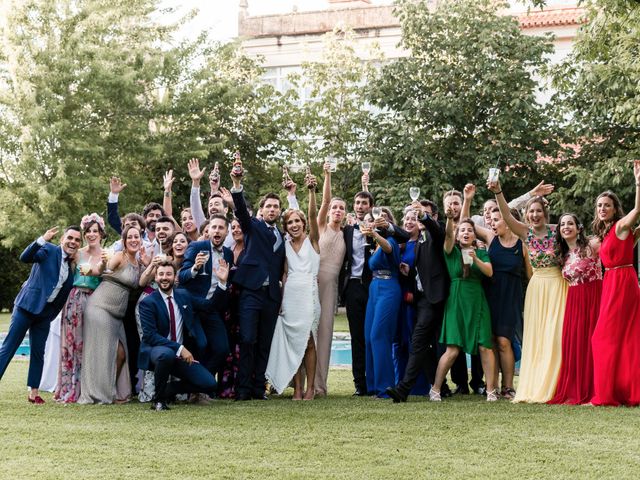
[
  {"xmin": 238, "ymin": 3, "xmax": 586, "ymax": 39},
  {"xmin": 518, "ymin": 6, "xmax": 586, "ymax": 29}
]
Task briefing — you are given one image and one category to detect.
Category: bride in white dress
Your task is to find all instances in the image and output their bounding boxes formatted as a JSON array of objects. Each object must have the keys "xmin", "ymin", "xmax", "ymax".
[{"xmin": 266, "ymin": 172, "xmax": 321, "ymax": 400}]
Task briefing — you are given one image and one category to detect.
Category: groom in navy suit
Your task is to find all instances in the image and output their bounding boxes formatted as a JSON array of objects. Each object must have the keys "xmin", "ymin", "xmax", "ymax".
[
  {"xmin": 178, "ymin": 214, "xmax": 234, "ymax": 378},
  {"xmin": 138, "ymin": 260, "xmax": 229, "ymax": 411},
  {"xmin": 0, "ymin": 226, "xmax": 81, "ymax": 403},
  {"xmin": 228, "ymin": 163, "xmax": 286, "ymax": 401}
]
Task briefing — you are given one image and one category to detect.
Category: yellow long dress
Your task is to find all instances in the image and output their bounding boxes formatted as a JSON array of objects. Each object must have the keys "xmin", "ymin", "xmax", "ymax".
[{"xmin": 513, "ymin": 226, "xmax": 568, "ymax": 403}]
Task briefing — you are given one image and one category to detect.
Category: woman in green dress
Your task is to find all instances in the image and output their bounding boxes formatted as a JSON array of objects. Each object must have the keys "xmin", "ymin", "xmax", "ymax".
[{"xmin": 429, "ymin": 212, "xmax": 498, "ymax": 402}]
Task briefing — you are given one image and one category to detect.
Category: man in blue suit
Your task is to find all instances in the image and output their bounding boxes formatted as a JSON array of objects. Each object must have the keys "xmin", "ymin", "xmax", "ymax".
[
  {"xmin": 0, "ymin": 226, "xmax": 82, "ymax": 403},
  {"xmin": 178, "ymin": 214, "xmax": 234, "ymax": 379},
  {"xmin": 139, "ymin": 260, "xmax": 230, "ymax": 411},
  {"xmin": 228, "ymin": 163, "xmax": 286, "ymax": 401}
]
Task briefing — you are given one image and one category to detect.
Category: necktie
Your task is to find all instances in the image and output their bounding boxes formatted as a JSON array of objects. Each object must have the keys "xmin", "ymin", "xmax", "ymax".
[
  {"xmin": 269, "ymin": 225, "xmax": 282, "ymax": 252},
  {"xmin": 167, "ymin": 295, "xmax": 177, "ymax": 342}
]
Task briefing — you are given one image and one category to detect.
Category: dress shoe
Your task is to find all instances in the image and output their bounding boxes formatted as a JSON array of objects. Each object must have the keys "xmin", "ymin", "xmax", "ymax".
[
  {"xmin": 440, "ymin": 385, "xmax": 453, "ymax": 398},
  {"xmin": 234, "ymin": 394, "xmax": 252, "ymax": 402},
  {"xmin": 352, "ymin": 388, "xmax": 368, "ymax": 397},
  {"xmin": 28, "ymin": 395, "xmax": 45, "ymax": 405},
  {"xmin": 453, "ymin": 385, "xmax": 470, "ymax": 395},
  {"xmin": 473, "ymin": 386, "xmax": 487, "ymax": 396},
  {"xmin": 253, "ymin": 393, "xmax": 269, "ymax": 400},
  {"xmin": 385, "ymin": 386, "xmax": 407, "ymax": 403},
  {"xmin": 151, "ymin": 401, "xmax": 170, "ymax": 411}
]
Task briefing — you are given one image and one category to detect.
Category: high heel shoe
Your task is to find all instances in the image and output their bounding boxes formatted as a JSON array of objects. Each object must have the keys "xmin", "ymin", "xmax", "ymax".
[
  {"xmin": 28, "ymin": 395, "xmax": 45, "ymax": 404},
  {"xmin": 428, "ymin": 388, "xmax": 441, "ymax": 402}
]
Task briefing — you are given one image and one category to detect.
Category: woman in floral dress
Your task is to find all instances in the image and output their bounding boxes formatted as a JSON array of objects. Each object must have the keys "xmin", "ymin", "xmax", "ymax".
[
  {"xmin": 490, "ymin": 181, "xmax": 569, "ymax": 403},
  {"xmin": 54, "ymin": 213, "xmax": 104, "ymax": 403}
]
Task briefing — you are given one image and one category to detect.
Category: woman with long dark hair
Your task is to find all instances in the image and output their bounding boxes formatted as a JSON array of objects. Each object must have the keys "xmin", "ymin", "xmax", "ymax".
[
  {"xmin": 548, "ymin": 213, "xmax": 602, "ymax": 405},
  {"xmin": 590, "ymin": 161, "xmax": 640, "ymax": 406}
]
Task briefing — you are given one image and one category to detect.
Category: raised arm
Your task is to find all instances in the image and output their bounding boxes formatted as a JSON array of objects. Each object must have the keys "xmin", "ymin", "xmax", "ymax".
[
  {"xmin": 361, "ymin": 172, "xmax": 369, "ymax": 193},
  {"xmin": 615, "ymin": 160, "xmax": 640, "ymax": 236},
  {"xmin": 317, "ymin": 162, "xmax": 332, "ymax": 232},
  {"xmin": 487, "ymin": 179, "xmax": 529, "ymax": 240},
  {"xmin": 20, "ymin": 227, "xmax": 59, "ymax": 263},
  {"xmin": 188, "ymin": 158, "xmax": 207, "ymax": 228},
  {"xmin": 443, "ymin": 211, "xmax": 455, "ymax": 254},
  {"xmin": 306, "ymin": 174, "xmax": 320, "ymax": 252},
  {"xmin": 162, "ymin": 170, "xmax": 174, "ymax": 219},
  {"xmin": 108, "ymin": 177, "xmax": 126, "ymax": 235},
  {"xmin": 508, "ymin": 180, "xmax": 555, "ymax": 211},
  {"xmin": 461, "ymin": 183, "xmax": 475, "ymax": 221},
  {"xmin": 229, "ymin": 160, "xmax": 252, "ymax": 233}
]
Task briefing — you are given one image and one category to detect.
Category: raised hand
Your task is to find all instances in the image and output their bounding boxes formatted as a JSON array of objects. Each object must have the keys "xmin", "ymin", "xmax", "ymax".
[
  {"xmin": 445, "ymin": 207, "xmax": 455, "ymax": 219},
  {"xmin": 209, "ymin": 161, "xmax": 220, "ymax": 193},
  {"xmin": 529, "ymin": 180, "xmax": 554, "ymax": 198},
  {"xmin": 487, "ymin": 179, "xmax": 502, "ymax": 194},
  {"xmin": 283, "ymin": 178, "xmax": 297, "ymax": 195},
  {"xmin": 139, "ymin": 246, "xmax": 150, "ymax": 266},
  {"xmin": 361, "ymin": 172, "xmax": 370, "ymax": 188},
  {"xmin": 163, "ymin": 170, "xmax": 175, "ymax": 192},
  {"xmin": 194, "ymin": 252, "xmax": 208, "ymax": 271},
  {"xmin": 219, "ymin": 187, "xmax": 234, "ymax": 207},
  {"xmin": 110, "ymin": 177, "xmax": 127, "ymax": 194},
  {"xmin": 305, "ymin": 173, "xmax": 318, "ymax": 190},
  {"xmin": 188, "ymin": 158, "xmax": 206, "ymax": 183},
  {"xmin": 214, "ymin": 258, "xmax": 230, "ymax": 284},
  {"xmin": 463, "ymin": 183, "xmax": 476, "ymax": 201},
  {"xmin": 43, "ymin": 226, "xmax": 59, "ymax": 242},
  {"xmin": 633, "ymin": 160, "xmax": 640, "ymax": 184}
]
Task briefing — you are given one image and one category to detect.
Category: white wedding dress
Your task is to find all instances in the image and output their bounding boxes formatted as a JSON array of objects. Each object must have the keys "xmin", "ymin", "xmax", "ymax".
[{"xmin": 266, "ymin": 237, "xmax": 321, "ymax": 394}]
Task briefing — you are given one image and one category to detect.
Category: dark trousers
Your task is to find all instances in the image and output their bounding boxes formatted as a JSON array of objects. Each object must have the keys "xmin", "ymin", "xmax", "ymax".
[
  {"xmin": 237, "ymin": 287, "xmax": 279, "ymax": 398},
  {"xmin": 0, "ymin": 305, "xmax": 58, "ymax": 387},
  {"xmin": 345, "ymin": 279, "xmax": 368, "ymax": 392},
  {"xmin": 451, "ymin": 352, "xmax": 485, "ymax": 391},
  {"xmin": 124, "ymin": 292, "xmax": 141, "ymax": 392},
  {"xmin": 150, "ymin": 346, "xmax": 216, "ymax": 402},
  {"xmin": 397, "ymin": 295, "xmax": 445, "ymax": 395},
  {"xmin": 201, "ymin": 310, "xmax": 230, "ymax": 378}
]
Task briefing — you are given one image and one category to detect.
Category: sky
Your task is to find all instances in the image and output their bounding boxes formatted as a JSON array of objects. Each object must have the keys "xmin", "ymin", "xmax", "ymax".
[{"xmin": 161, "ymin": 0, "xmax": 393, "ymax": 42}]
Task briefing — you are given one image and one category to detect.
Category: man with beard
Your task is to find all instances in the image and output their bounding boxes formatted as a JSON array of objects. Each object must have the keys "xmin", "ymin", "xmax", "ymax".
[
  {"xmin": 153, "ymin": 216, "xmax": 175, "ymax": 257},
  {"xmin": 0, "ymin": 226, "xmax": 81, "ymax": 404},
  {"xmin": 227, "ymin": 161, "xmax": 286, "ymax": 401},
  {"xmin": 179, "ymin": 215, "xmax": 234, "ymax": 382},
  {"xmin": 139, "ymin": 260, "xmax": 229, "ymax": 411}
]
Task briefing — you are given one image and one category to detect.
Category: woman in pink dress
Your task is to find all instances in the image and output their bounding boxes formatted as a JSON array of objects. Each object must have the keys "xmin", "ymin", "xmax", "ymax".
[
  {"xmin": 590, "ymin": 161, "xmax": 640, "ymax": 406},
  {"xmin": 548, "ymin": 213, "xmax": 602, "ymax": 405}
]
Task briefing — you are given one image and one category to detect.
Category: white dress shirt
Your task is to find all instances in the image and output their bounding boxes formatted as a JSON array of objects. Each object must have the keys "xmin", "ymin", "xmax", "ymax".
[
  {"xmin": 160, "ymin": 290, "xmax": 184, "ymax": 356},
  {"xmin": 350, "ymin": 227, "xmax": 367, "ymax": 279}
]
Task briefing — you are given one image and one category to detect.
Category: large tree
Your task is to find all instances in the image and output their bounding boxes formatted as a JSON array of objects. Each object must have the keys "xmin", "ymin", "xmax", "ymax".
[
  {"xmin": 548, "ymin": 0, "xmax": 640, "ymax": 218},
  {"xmin": 367, "ymin": 0, "xmax": 559, "ymax": 211},
  {"xmin": 0, "ymin": 0, "xmax": 284, "ymax": 246}
]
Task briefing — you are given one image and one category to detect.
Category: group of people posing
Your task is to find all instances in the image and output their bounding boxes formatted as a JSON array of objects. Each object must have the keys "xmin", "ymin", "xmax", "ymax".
[{"xmin": 0, "ymin": 157, "xmax": 639, "ymax": 410}]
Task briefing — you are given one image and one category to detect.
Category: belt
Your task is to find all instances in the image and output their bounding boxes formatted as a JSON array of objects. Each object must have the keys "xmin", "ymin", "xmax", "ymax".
[
  {"xmin": 605, "ymin": 264, "xmax": 634, "ymax": 271},
  {"xmin": 372, "ymin": 270, "xmax": 393, "ymax": 280}
]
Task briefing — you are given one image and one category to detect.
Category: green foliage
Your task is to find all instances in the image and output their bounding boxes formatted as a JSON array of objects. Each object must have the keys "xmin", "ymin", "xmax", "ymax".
[
  {"xmin": 548, "ymin": 0, "xmax": 640, "ymax": 220},
  {"xmin": 0, "ymin": 243, "xmax": 30, "ymax": 311},
  {"xmin": 367, "ymin": 0, "xmax": 558, "ymax": 213},
  {"xmin": 0, "ymin": 0, "xmax": 285, "ymax": 247}
]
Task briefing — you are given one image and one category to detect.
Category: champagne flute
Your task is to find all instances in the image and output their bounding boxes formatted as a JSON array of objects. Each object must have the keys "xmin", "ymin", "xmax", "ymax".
[
  {"xmin": 372, "ymin": 207, "xmax": 382, "ymax": 220},
  {"xmin": 198, "ymin": 250, "xmax": 210, "ymax": 276},
  {"xmin": 361, "ymin": 161, "xmax": 371, "ymax": 174},
  {"xmin": 103, "ymin": 248, "xmax": 115, "ymax": 274},
  {"xmin": 409, "ymin": 187, "xmax": 420, "ymax": 201}
]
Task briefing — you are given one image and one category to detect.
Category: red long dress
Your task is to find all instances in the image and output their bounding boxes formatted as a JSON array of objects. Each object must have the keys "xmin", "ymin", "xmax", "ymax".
[
  {"xmin": 591, "ymin": 224, "xmax": 640, "ymax": 406},
  {"xmin": 548, "ymin": 249, "xmax": 602, "ymax": 405}
]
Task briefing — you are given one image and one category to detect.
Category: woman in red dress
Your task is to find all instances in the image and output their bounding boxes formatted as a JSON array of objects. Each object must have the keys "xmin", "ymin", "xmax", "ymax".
[
  {"xmin": 548, "ymin": 214, "xmax": 602, "ymax": 405},
  {"xmin": 590, "ymin": 161, "xmax": 640, "ymax": 406}
]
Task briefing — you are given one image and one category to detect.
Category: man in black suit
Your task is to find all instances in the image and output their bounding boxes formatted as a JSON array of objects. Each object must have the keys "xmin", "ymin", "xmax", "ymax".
[
  {"xmin": 228, "ymin": 163, "xmax": 286, "ymax": 401},
  {"xmin": 386, "ymin": 200, "xmax": 451, "ymax": 402},
  {"xmin": 138, "ymin": 260, "xmax": 229, "ymax": 411}
]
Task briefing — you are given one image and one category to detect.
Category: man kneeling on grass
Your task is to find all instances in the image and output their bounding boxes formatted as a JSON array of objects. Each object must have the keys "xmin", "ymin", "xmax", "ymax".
[{"xmin": 138, "ymin": 259, "xmax": 229, "ymax": 411}]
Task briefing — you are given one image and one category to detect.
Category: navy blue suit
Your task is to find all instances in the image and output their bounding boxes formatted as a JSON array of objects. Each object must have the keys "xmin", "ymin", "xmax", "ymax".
[
  {"xmin": 0, "ymin": 239, "xmax": 75, "ymax": 387},
  {"xmin": 138, "ymin": 287, "xmax": 228, "ymax": 402},
  {"xmin": 231, "ymin": 189, "xmax": 285, "ymax": 398},
  {"xmin": 177, "ymin": 240, "xmax": 233, "ymax": 377}
]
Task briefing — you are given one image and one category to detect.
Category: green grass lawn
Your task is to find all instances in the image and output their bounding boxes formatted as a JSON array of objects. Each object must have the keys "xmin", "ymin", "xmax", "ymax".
[{"xmin": 1, "ymin": 361, "xmax": 640, "ymax": 479}]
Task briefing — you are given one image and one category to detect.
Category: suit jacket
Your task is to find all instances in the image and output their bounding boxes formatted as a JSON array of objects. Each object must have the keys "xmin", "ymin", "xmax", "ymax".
[
  {"xmin": 137, "ymin": 287, "xmax": 228, "ymax": 370},
  {"xmin": 178, "ymin": 240, "xmax": 234, "ymax": 297},
  {"xmin": 230, "ymin": 189, "xmax": 286, "ymax": 301},
  {"xmin": 415, "ymin": 216, "xmax": 450, "ymax": 304},
  {"xmin": 14, "ymin": 240, "xmax": 75, "ymax": 315},
  {"xmin": 339, "ymin": 223, "xmax": 410, "ymax": 296}
]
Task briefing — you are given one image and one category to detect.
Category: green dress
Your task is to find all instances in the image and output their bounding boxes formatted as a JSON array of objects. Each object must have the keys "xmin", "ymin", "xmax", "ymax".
[{"xmin": 439, "ymin": 246, "xmax": 493, "ymax": 354}]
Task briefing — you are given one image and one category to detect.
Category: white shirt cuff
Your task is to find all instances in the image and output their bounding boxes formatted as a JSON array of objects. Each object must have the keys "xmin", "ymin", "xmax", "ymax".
[
  {"xmin": 176, "ymin": 345, "xmax": 183, "ymax": 357},
  {"xmin": 230, "ymin": 185, "xmax": 243, "ymax": 193},
  {"xmin": 36, "ymin": 236, "xmax": 46, "ymax": 246},
  {"xmin": 191, "ymin": 266, "xmax": 198, "ymax": 278},
  {"xmin": 191, "ymin": 186, "xmax": 200, "ymax": 194},
  {"xmin": 217, "ymin": 282, "xmax": 227, "ymax": 291},
  {"xmin": 108, "ymin": 192, "xmax": 119, "ymax": 203}
]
